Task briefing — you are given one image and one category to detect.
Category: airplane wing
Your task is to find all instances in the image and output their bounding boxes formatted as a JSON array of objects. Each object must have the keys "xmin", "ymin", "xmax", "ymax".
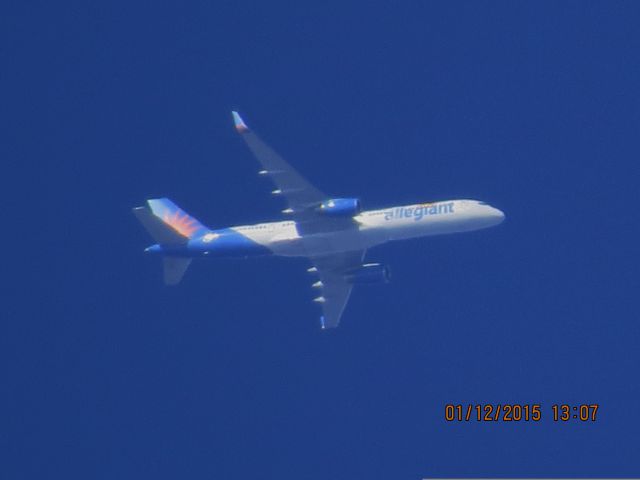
[
  {"xmin": 232, "ymin": 111, "xmax": 327, "ymax": 214},
  {"xmin": 232, "ymin": 111, "xmax": 366, "ymax": 328},
  {"xmin": 310, "ymin": 249, "xmax": 366, "ymax": 329}
]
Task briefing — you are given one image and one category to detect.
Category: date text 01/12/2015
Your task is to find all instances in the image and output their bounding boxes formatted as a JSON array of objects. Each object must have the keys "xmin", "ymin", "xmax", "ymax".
[{"xmin": 444, "ymin": 404, "xmax": 599, "ymax": 422}]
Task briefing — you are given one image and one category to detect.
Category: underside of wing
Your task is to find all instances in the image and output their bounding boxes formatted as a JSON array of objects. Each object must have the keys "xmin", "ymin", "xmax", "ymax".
[
  {"xmin": 232, "ymin": 111, "xmax": 326, "ymax": 214},
  {"xmin": 309, "ymin": 250, "xmax": 366, "ymax": 329},
  {"xmin": 231, "ymin": 111, "xmax": 371, "ymax": 328}
]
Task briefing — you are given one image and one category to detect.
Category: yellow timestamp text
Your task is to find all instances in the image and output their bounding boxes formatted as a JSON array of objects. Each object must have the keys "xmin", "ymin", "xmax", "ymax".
[{"xmin": 444, "ymin": 404, "xmax": 599, "ymax": 422}]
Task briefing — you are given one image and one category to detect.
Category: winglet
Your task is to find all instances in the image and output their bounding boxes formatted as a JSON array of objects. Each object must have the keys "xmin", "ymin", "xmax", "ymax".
[{"xmin": 231, "ymin": 111, "xmax": 249, "ymax": 133}]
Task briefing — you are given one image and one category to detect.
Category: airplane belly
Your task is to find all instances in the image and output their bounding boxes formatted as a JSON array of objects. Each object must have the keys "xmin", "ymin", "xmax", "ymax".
[
  {"xmin": 387, "ymin": 213, "xmax": 497, "ymax": 240},
  {"xmin": 187, "ymin": 230, "xmax": 272, "ymax": 257},
  {"xmin": 273, "ymin": 230, "xmax": 371, "ymax": 257},
  {"xmin": 268, "ymin": 237, "xmax": 307, "ymax": 256}
]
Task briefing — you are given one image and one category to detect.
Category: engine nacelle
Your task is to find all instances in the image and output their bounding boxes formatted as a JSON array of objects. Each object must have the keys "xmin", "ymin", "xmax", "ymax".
[
  {"xmin": 316, "ymin": 198, "xmax": 362, "ymax": 217},
  {"xmin": 344, "ymin": 263, "xmax": 390, "ymax": 284}
]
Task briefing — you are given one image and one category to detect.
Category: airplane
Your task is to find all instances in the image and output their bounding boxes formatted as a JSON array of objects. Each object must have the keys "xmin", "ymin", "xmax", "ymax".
[{"xmin": 133, "ymin": 111, "xmax": 505, "ymax": 329}]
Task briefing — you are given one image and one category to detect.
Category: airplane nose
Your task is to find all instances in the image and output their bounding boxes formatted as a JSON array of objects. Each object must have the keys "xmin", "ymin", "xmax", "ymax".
[{"xmin": 491, "ymin": 207, "xmax": 505, "ymax": 223}]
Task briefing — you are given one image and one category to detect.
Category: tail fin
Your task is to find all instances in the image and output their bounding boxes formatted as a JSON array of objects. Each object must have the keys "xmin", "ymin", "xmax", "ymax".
[
  {"xmin": 132, "ymin": 197, "xmax": 209, "ymax": 244},
  {"xmin": 133, "ymin": 198, "xmax": 209, "ymax": 286}
]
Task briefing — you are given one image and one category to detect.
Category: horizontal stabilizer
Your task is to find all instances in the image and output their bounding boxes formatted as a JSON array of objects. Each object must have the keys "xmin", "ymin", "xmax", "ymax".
[{"xmin": 163, "ymin": 257, "xmax": 192, "ymax": 285}]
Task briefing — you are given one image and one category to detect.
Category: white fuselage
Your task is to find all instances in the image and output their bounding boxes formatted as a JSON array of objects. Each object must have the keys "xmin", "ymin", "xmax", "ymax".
[{"xmin": 228, "ymin": 199, "xmax": 505, "ymax": 258}]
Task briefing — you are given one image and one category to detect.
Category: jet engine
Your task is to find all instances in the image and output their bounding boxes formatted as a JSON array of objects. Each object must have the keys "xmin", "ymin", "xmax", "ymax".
[
  {"xmin": 315, "ymin": 198, "xmax": 362, "ymax": 217},
  {"xmin": 344, "ymin": 263, "xmax": 390, "ymax": 284}
]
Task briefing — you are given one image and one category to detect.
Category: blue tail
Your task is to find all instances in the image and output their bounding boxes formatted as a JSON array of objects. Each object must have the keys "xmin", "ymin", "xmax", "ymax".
[
  {"xmin": 133, "ymin": 198, "xmax": 209, "ymax": 244},
  {"xmin": 133, "ymin": 198, "xmax": 210, "ymax": 285}
]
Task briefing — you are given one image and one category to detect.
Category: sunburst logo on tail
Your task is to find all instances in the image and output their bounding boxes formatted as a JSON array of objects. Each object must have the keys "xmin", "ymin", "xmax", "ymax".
[
  {"xmin": 163, "ymin": 210, "xmax": 199, "ymax": 238},
  {"xmin": 147, "ymin": 198, "xmax": 207, "ymax": 239}
]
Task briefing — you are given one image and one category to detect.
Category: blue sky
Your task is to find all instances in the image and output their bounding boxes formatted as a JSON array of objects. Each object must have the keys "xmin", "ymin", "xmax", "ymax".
[{"xmin": 3, "ymin": 1, "xmax": 639, "ymax": 478}]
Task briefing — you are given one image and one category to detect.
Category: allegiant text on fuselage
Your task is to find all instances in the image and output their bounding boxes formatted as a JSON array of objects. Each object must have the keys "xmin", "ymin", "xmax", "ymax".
[{"xmin": 384, "ymin": 202, "xmax": 454, "ymax": 221}]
